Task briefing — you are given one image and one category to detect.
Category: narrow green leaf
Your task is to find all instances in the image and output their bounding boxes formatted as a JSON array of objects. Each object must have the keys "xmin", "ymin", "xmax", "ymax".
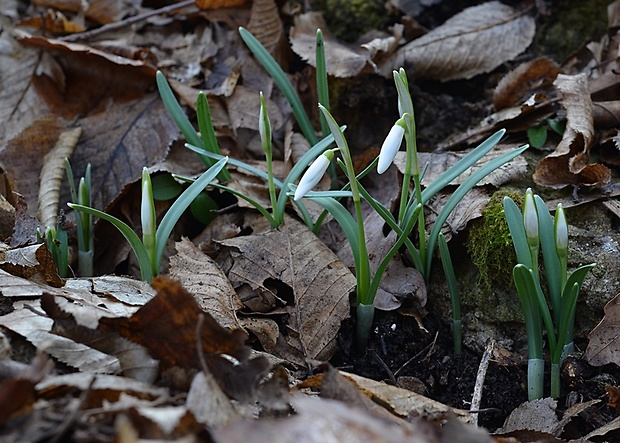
[
  {"xmin": 503, "ymin": 197, "xmax": 532, "ymax": 268},
  {"xmin": 512, "ymin": 265, "xmax": 543, "ymax": 360},
  {"xmin": 68, "ymin": 203, "xmax": 153, "ymax": 282},
  {"xmin": 155, "ymin": 157, "xmax": 228, "ymax": 271},
  {"xmin": 239, "ymin": 27, "xmax": 318, "ymax": 145}
]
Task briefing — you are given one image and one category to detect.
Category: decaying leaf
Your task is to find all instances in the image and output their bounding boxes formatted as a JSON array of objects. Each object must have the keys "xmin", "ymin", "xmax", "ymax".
[
  {"xmin": 38, "ymin": 126, "xmax": 82, "ymax": 229},
  {"xmin": 586, "ymin": 292, "xmax": 620, "ymax": 366},
  {"xmin": 533, "ymin": 73, "xmax": 611, "ymax": 189},
  {"xmin": 497, "ymin": 398, "xmax": 558, "ymax": 434},
  {"xmin": 246, "ymin": 0, "xmax": 284, "ymax": 60},
  {"xmin": 493, "ymin": 57, "xmax": 561, "ymax": 110},
  {"xmin": 186, "ymin": 370, "xmax": 239, "ymax": 428},
  {"xmin": 99, "ymin": 277, "xmax": 269, "ymax": 402},
  {"xmin": 290, "ymin": 12, "xmax": 374, "ymax": 78},
  {"xmin": 380, "ymin": 1, "xmax": 536, "ymax": 81},
  {"xmin": 218, "ymin": 214, "xmax": 354, "ymax": 365},
  {"xmin": 169, "ymin": 237, "xmax": 243, "ymax": 330}
]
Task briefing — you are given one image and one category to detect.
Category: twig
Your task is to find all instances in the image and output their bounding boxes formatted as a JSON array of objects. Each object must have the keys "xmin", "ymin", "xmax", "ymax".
[
  {"xmin": 470, "ymin": 340, "xmax": 494, "ymax": 427},
  {"xmin": 60, "ymin": 0, "xmax": 196, "ymax": 42},
  {"xmin": 371, "ymin": 349, "xmax": 398, "ymax": 386},
  {"xmin": 393, "ymin": 331, "xmax": 438, "ymax": 378}
]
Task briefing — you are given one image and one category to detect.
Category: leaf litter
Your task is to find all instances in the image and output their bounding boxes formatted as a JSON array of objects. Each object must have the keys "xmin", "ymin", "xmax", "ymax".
[{"xmin": 1, "ymin": 0, "xmax": 620, "ymax": 441}]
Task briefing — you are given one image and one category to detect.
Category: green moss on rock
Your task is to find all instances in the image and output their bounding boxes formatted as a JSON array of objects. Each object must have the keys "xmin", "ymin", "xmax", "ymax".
[
  {"xmin": 466, "ymin": 189, "xmax": 523, "ymax": 289},
  {"xmin": 314, "ymin": 0, "xmax": 389, "ymax": 42}
]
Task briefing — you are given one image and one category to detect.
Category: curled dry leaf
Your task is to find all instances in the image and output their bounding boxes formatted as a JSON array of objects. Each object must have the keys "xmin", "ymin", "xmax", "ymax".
[
  {"xmin": 246, "ymin": 0, "xmax": 284, "ymax": 61},
  {"xmin": 380, "ymin": 1, "xmax": 536, "ymax": 81},
  {"xmin": 533, "ymin": 74, "xmax": 611, "ymax": 189},
  {"xmin": 38, "ymin": 126, "xmax": 82, "ymax": 229}
]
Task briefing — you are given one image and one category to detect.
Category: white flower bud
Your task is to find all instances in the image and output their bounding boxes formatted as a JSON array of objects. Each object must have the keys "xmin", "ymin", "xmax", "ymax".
[
  {"xmin": 294, "ymin": 150, "xmax": 335, "ymax": 201},
  {"xmin": 555, "ymin": 203, "xmax": 568, "ymax": 257},
  {"xmin": 377, "ymin": 120, "xmax": 405, "ymax": 174},
  {"xmin": 141, "ymin": 167, "xmax": 156, "ymax": 255},
  {"xmin": 523, "ymin": 188, "xmax": 539, "ymax": 248}
]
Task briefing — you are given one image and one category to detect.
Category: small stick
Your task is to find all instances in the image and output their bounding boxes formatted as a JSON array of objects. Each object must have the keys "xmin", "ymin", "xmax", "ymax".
[
  {"xmin": 470, "ymin": 340, "xmax": 494, "ymax": 427},
  {"xmin": 60, "ymin": 0, "xmax": 196, "ymax": 42}
]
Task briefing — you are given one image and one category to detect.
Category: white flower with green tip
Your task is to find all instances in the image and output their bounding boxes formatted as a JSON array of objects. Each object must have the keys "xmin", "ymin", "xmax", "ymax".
[
  {"xmin": 294, "ymin": 149, "xmax": 336, "ymax": 201},
  {"xmin": 377, "ymin": 119, "xmax": 405, "ymax": 174}
]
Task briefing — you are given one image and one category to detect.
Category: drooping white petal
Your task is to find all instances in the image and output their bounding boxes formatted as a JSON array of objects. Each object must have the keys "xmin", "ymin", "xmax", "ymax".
[
  {"xmin": 294, "ymin": 153, "xmax": 332, "ymax": 201},
  {"xmin": 377, "ymin": 124, "xmax": 405, "ymax": 174}
]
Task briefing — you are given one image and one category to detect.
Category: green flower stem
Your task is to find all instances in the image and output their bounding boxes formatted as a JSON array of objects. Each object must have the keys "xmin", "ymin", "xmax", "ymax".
[
  {"xmin": 239, "ymin": 27, "xmax": 318, "ymax": 146},
  {"xmin": 356, "ymin": 303, "xmax": 375, "ymax": 351},
  {"xmin": 315, "ymin": 28, "xmax": 337, "ymax": 186},
  {"xmin": 438, "ymin": 232, "xmax": 461, "ymax": 354}
]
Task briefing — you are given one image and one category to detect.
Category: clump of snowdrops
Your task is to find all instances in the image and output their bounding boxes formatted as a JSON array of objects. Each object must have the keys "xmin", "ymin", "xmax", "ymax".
[{"xmin": 504, "ymin": 189, "xmax": 594, "ymax": 400}]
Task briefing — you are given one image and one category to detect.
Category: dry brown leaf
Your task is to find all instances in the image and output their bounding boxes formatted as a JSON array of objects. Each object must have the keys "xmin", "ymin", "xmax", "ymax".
[
  {"xmin": 213, "ymin": 395, "xmax": 431, "ymax": 443},
  {"xmin": 246, "ymin": 0, "xmax": 283, "ymax": 59},
  {"xmin": 586, "ymin": 292, "xmax": 620, "ymax": 366},
  {"xmin": 186, "ymin": 370, "xmax": 239, "ymax": 428},
  {"xmin": 0, "ymin": 117, "xmax": 66, "ymax": 222},
  {"xmin": 16, "ymin": 30, "xmax": 156, "ymax": 119},
  {"xmin": 169, "ymin": 237, "xmax": 243, "ymax": 330},
  {"xmin": 100, "ymin": 277, "xmax": 270, "ymax": 402},
  {"xmin": 0, "ymin": 300, "xmax": 122, "ymax": 373},
  {"xmin": 31, "ymin": 0, "xmax": 140, "ymax": 25},
  {"xmin": 0, "ymin": 22, "xmax": 52, "ymax": 152},
  {"xmin": 0, "ymin": 244, "xmax": 62, "ymax": 287},
  {"xmin": 290, "ymin": 12, "xmax": 374, "ymax": 78},
  {"xmin": 497, "ymin": 398, "xmax": 558, "ymax": 434},
  {"xmin": 195, "ymin": 0, "xmax": 247, "ymax": 9},
  {"xmin": 36, "ymin": 372, "xmax": 168, "ymax": 408},
  {"xmin": 218, "ymin": 214, "xmax": 354, "ymax": 365},
  {"xmin": 38, "ymin": 126, "xmax": 82, "ymax": 229},
  {"xmin": 533, "ymin": 73, "xmax": 611, "ymax": 189},
  {"xmin": 380, "ymin": 1, "xmax": 536, "ymax": 81},
  {"xmin": 493, "ymin": 57, "xmax": 561, "ymax": 110},
  {"xmin": 341, "ymin": 371, "xmax": 471, "ymax": 423}
]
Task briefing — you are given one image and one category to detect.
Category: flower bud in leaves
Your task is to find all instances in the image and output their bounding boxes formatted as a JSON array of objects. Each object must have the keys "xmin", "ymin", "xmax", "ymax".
[
  {"xmin": 523, "ymin": 188, "xmax": 539, "ymax": 249},
  {"xmin": 141, "ymin": 167, "xmax": 156, "ymax": 257},
  {"xmin": 377, "ymin": 119, "xmax": 405, "ymax": 174},
  {"xmin": 259, "ymin": 92, "xmax": 271, "ymax": 156},
  {"xmin": 294, "ymin": 149, "xmax": 335, "ymax": 201},
  {"xmin": 555, "ymin": 203, "xmax": 568, "ymax": 258}
]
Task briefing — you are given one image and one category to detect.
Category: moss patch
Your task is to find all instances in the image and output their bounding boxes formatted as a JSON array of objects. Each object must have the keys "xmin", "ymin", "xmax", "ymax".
[
  {"xmin": 313, "ymin": 0, "xmax": 389, "ymax": 42},
  {"xmin": 466, "ymin": 189, "xmax": 523, "ymax": 289}
]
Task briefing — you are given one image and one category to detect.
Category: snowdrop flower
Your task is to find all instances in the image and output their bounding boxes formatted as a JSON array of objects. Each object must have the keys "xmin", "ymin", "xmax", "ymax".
[
  {"xmin": 141, "ymin": 167, "xmax": 156, "ymax": 258},
  {"xmin": 554, "ymin": 203, "xmax": 568, "ymax": 258},
  {"xmin": 523, "ymin": 188, "xmax": 539, "ymax": 249},
  {"xmin": 259, "ymin": 92, "xmax": 271, "ymax": 154},
  {"xmin": 377, "ymin": 119, "xmax": 405, "ymax": 174},
  {"xmin": 294, "ymin": 149, "xmax": 336, "ymax": 201}
]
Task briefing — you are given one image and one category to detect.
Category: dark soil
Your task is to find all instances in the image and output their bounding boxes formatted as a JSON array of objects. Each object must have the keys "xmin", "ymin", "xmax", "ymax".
[{"xmin": 331, "ymin": 308, "xmax": 620, "ymax": 435}]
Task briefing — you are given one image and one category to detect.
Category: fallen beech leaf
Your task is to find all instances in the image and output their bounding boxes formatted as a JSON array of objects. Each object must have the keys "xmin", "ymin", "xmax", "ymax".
[
  {"xmin": 498, "ymin": 398, "xmax": 558, "ymax": 434},
  {"xmin": 340, "ymin": 371, "xmax": 471, "ymax": 423},
  {"xmin": 186, "ymin": 370, "xmax": 239, "ymax": 428},
  {"xmin": 100, "ymin": 277, "xmax": 269, "ymax": 401},
  {"xmin": 0, "ymin": 300, "xmax": 122, "ymax": 373},
  {"xmin": 534, "ymin": 73, "xmax": 611, "ymax": 188},
  {"xmin": 290, "ymin": 12, "xmax": 374, "ymax": 78},
  {"xmin": 169, "ymin": 237, "xmax": 243, "ymax": 330},
  {"xmin": 32, "ymin": 0, "xmax": 140, "ymax": 25},
  {"xmin": 0, "ymin": 244, "xmax": 63, "ymax": 287},
  {"xmin": 586, "ymin": 292, "xmax": 620, "ymax": 366},
  {"xmin": 0, "ymin": 117, "xmax": 66, "ymax": 221},
  {"xmin": 213, "ymin": 396, "xmax": 428, "ymax": 443},
  {"xmin": 493, "ymin": 57, "xmax": 561, "ymax": 110},
  {"xmin": 218, "ymin": 214, "xmax": 354, "ymax": 365},
  {"xmin": 380, "ymin": 1, "xmax": 536, "ymax": 81},
  {"xmin": 35, "ymin": 373, "xmax": 168, "ymax": 408},
  {"xmin": 195, "ymin": 0, "xmax": 247, "ymax": 9},
  {"xmin": 17, "ymin": 31, "xmax": 156, "ymax": 119},
  {"xmin": 18, "ymin": 10, "xmax": 85, "ymax": 34},
  {"xmin": 0, "ymin": 24, "xmax": 51, "ymax": 151}
]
